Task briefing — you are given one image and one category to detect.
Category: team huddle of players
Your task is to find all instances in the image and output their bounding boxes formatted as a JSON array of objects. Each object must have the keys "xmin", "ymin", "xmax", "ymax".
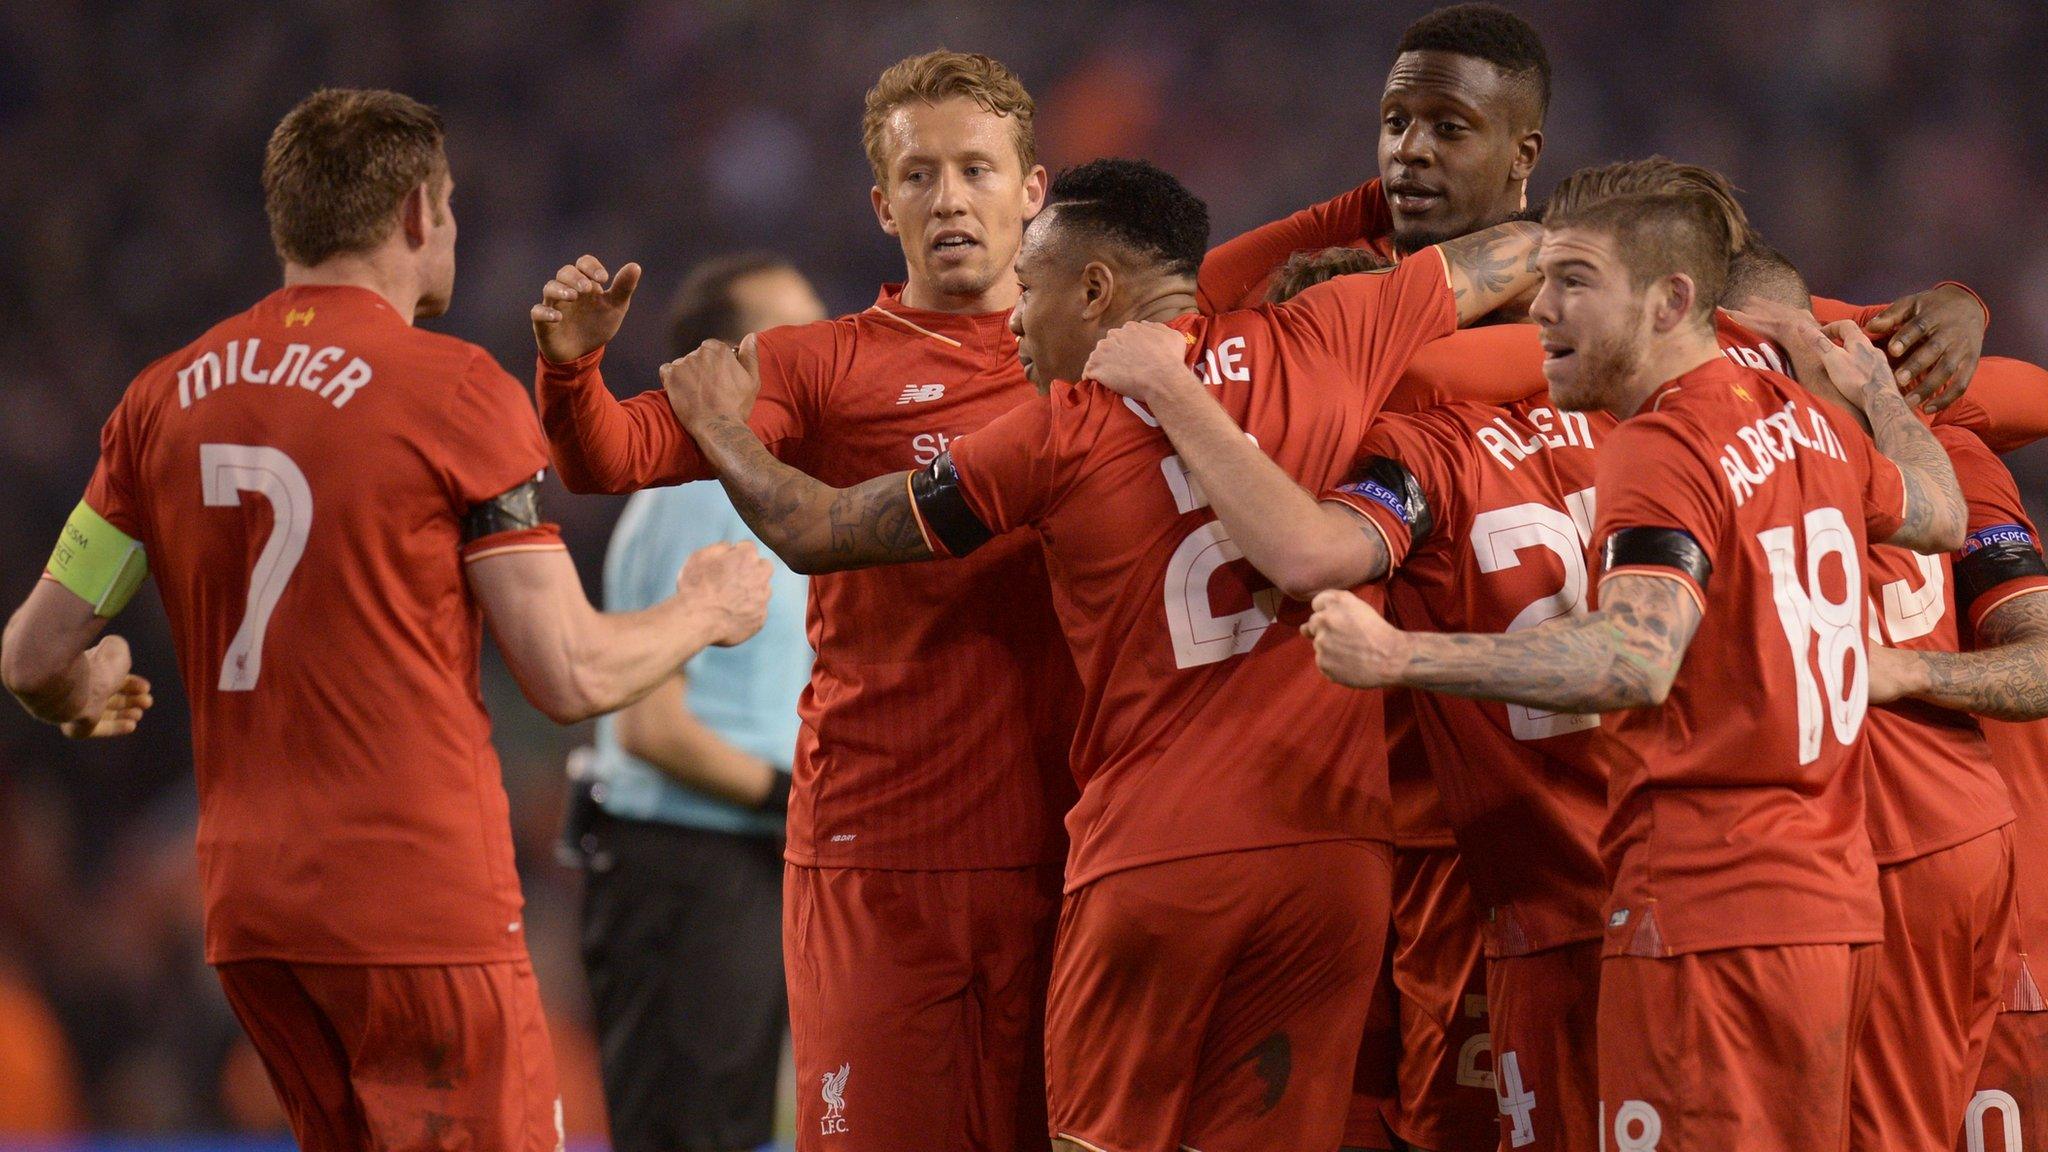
[{"xmin": 8, "ymin": 4, "xmax": 2048, "ymax": 1152}]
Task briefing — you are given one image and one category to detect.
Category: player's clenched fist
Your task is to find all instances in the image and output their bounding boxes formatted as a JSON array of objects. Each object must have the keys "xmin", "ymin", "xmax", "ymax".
[
  {"xmin": 62, "ymin": 635, "xmax": 152, "ymax": 739},
  {"xmin": 1082, "ymin": 320, "xmax": 1198, "ymax": 406},
  {"xmin": 531, "ymin": 255, "xmax": 642, "ymax": 364},
  {"xmin": 1302, "ymin": 590, "xmax": 1410, "ymax": 690},
  {"xmin": 660, "ymin": 337, "xmax": 761, "ymax": 433},
  {"xmin": 677, "ymin": 542, "xmax": 773, "ymax": 647}
]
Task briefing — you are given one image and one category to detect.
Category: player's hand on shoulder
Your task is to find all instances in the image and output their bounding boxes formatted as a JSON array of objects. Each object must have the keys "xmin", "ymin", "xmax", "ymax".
[
  {"xmin": 677, "ymin": 541, "xmax": 773, "ymax": 647},
  {"xmin": 1805, "ymin": 320, "xmax": 1896, "ymax": 416},
  {"xmin": 61, "ymin": 636, "xmax": 152, "ymax": 739},
  {"xmin": 660, "ymin": 336, "xmax": 761, "ymax": 432},
  {"xmin": 1301, "ymin": 590, "xmax": 1408, "ymax": 690},
  {"xmin": 1082, "ymin": 321, "xmax": 1197, "ymax": 405},
  {"xmin": 531, "ymin": 255, "xmax": 642, "ymax": 364},
  {"xmin": 1865, "ymin": 283, "xmax": 1985, "ymax": 413}
]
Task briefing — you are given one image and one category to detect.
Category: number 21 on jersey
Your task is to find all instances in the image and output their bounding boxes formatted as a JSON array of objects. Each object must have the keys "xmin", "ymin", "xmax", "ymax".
[
  {"xmin": 1472, "ymin": 486, "xmax": 1601, "ymax": 740},
  {"xmin": 200, "ymin": 444, "xmax": 312, "ymax": 691}
]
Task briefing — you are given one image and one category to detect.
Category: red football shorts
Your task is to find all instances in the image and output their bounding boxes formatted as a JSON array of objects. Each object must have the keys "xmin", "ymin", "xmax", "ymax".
[
  {"xmin": 1378, "ymin": 848, "xmax": 1496, "ymax": 1152},
  {"xmin": 1046, "ymin": 839, "xmax": 1392, "ymax": 1152},
  {"xmin": 1343, "ymin": 945, "xmax": 1401, "ymax": 1151},
  {"xmin": 214, "ymin": 958, "xmax": 561, "ymax": 1152},
  {"xmin": 1855, "ymin": 826, "xmax": 2017, "ymax": 1152},
  {"xmin": 1959, "ymin": 1007, "xmax": 2048, "ymax": 1152},
  {"xmin": 1598, "ymin": 943, "xmax": 1876, "ymax": 1152},
  {"xmin": 784, "ymin": 863, "xmax": 1062, "ymax": 1152},
  {"xmin": 1488, "ymin": 939, "xmax": 1601, "ymax": 1151}
]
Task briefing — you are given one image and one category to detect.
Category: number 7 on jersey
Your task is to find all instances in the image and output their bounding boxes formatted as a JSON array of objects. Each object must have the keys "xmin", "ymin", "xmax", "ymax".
[{"xmin": 200, "ymin": 444, "xmax": 313, "ymax": 691}]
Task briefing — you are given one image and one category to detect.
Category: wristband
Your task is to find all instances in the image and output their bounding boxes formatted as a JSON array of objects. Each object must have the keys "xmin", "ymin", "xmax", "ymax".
[{"xmin": 48, "ymin": 501, "xmax": 148, "ymax": 617}]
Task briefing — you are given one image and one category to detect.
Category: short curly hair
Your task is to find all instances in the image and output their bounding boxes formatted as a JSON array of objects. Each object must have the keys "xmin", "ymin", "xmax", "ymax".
[
  {"xmin": 1398, "ymin": 4, "xmax": 1551, "ymax": 124},
  {"xmin": 1040, "ymin": 159, "xmax": 1209, "ymax": 278}
]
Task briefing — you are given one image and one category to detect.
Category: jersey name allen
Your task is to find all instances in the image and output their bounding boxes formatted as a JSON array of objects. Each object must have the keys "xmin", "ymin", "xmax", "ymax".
[
  {"xmin": 177, "ymin": 338, "xmax": 373, "ymax": 411},
  {"xmin": 1717, "ymin": 399, "xmax": 1849, "ymax": 506},
  {"xmin": 1475, "ymin": 407, "xmax": 1599, "ymax": 472}
]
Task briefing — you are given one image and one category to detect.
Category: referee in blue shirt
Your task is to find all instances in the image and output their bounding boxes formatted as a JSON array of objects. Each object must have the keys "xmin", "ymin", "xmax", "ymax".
[{"xmin": 573, "ymin": 253, "xmax": 825, "ymax": 1152}]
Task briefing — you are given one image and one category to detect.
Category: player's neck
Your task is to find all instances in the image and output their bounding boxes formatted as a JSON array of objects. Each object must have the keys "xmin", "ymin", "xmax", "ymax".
[
  {"xmin": 1613, "ymin": 331, "xmax": 1723, "ymax": 418},
  {"xmin": 1127, "ymin": 287, "xmax": 1199, "ymax": 325},
  {"xmin": 898, "ymin": 272, "xmax": 1018, "ymax": 316},
  {"xmin": 282, "ymin": 252, "xmax": 422, "ymax": 326}
]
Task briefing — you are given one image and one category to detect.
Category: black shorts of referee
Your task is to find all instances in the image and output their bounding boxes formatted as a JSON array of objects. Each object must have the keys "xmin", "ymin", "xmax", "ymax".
[{"xmin": 579, "ymin": 810, "xmax": 786, "ymax": 1152}]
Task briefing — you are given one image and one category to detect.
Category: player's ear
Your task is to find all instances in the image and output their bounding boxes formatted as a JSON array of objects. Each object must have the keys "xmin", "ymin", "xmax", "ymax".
[
  {"xmin": 1080, "ymin": 261, "xmax": 1115, "ymax": 319},
  {"xmin": 872, "ymin": 184, "xmax": 900, "ymax": 237},
  {"xmin": 1021, "ymin": 165, "xmax": 1048, "ymax": 222},
  {"xmin": 1655, "ymin": 273, "xmax": 1698, "ymax": 333},
  {"xmin": 400, "ymin": 183, "xmax": 432, "ymax": 250},
  {"xmin": 1512, "ymin": 128, "xmax": 1543, "ymax": 183}
]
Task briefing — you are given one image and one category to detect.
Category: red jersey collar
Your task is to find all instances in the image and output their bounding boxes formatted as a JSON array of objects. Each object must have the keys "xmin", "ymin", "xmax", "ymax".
[
  {"xmin": 267, "ymin": 283, "xmax": 406, "ymax": 325},
  {"xmin": 1640, "ymin": 354, "xmax": 1747, "ymax": 415},
  {"xmin": 868, "ymin": 284, "xmax": 1015, "ymax": 342}
]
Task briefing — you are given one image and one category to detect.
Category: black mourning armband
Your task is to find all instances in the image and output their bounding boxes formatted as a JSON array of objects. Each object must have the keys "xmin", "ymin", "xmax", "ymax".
[
  {"xmin": 1957, "ymin": 524, "xmax": 2048, "ymax": 613},
  {"xmin": 463, "ymin": 475, "xmax": 544, "ymax": 543},
  {"xmin": 1333, "ymin": 457, "xmax": 1434, "ymax": 548},
  {"xmin": 1602, "ymin": 527, "xmax": 1712, "ymax": 589},
  {"xmin": 909, "ymin": 452, "xmax": 995, "ymax": 558}
]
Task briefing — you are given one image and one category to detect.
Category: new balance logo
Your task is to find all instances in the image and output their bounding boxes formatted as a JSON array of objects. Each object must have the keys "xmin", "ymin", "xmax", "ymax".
[
  {"xmin": 896, "ymin": 383, "xmax": 945, "ymax": 404},
  {"xmin": 819, "ymin": 1063, "xmax": 850, "ymax": 1135}
]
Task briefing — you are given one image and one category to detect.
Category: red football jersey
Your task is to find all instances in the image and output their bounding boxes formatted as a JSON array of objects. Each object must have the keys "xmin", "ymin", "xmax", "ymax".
[
  {"xmin": 1593, "ymin": 356, "xmax": 1908, "ymax": 957},
  {"xmin": 1196, "ymin": 179, "xmax": 1396, "ymax": 313},
  {"xmin": 1859, "ymin": 426, "xmax": 2018, "ymax": 864},
  {"xmin": 1951, "ymin": 441, "xmax": 2048, "ymax": 987},
  {"xmin": 1330, "ymin": 396, "xmax": 1617, "ymax": 956},
  {"xmin": 80, "ymin": 285, "xmax": 561, "ymax": 965},
  {"xmin": 928, "ymin": 253, "xmax": 1458, "ymax": 890},
  {"xmin": 534, "ymin": 287, "xmax": 1078, "ymax": 870}
]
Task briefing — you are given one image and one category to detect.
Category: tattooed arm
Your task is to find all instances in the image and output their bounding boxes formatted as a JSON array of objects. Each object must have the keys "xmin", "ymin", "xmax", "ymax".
[
  {"xmin": 1873, "ymin": 593, "xmax": 2048, "ymax": 721},
  {"xmin": 1436, "ymin": 219, "xmax": 1544, "ymax": 326},
  {"xmin": 661, "ymin": 339, "xmax": 933, "ymax": 575},
  {"xmin": 688, "ymin": 413, "xmax": 930, "ymax": 574},
  {"xmin": 1303, "ymin": 573, "xmax": 1701, "ymax": 711},
  {"xmin": 1813, "ymin": 321, "xmax": 1968, "ymax": 552},
  {"xmin": 1082, "ymin": 323, "xmax": 1391, "ymax": 599}
]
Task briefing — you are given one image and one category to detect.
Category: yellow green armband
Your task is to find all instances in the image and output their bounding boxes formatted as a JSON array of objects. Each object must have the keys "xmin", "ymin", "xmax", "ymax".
[{"xmin": 48, "ymin": 501, "xmax": 147, "ymax": 617}]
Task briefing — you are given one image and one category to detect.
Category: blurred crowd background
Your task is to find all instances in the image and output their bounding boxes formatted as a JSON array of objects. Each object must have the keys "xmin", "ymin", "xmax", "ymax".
[{"xmin": 2, "ymin": 0, "xmax": 2045, "ymax": 1143}]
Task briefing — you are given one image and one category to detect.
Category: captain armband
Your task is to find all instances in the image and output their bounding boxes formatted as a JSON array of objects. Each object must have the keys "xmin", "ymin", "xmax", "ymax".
[
  {"xmin": 1332, "ymin": 456, "xmax": 1434, "ymax": 547},
  {"xmin": 463, "ymin": 475, "xmax": 544, "ymax": 544},
  {"xmin": 47, "ymin": 501, "xmax": 148, "ymax": 618},
  {"xmin": 1602, "ymin": 527, "xmax": 1712, "ymax": 589},
  {"xmin": 1956, "ymin": 523, "xmax": 2048, "ymax": 613},
  {"xmin": 908, "ymin": 452, "xmax": 995, "ymax": 558}
]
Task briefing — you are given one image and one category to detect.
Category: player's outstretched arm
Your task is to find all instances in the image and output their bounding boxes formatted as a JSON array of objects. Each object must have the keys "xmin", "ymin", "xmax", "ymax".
[
  {"xmin": 531, "ymin": 255, "xmax": 710, "ymax": 493},
  {"xmin": 1872, "ymin": 593, "xmax": 2048, "ymax": 721},
  {"xmin": 1435, "ymin": 219, "xmax": 1543, "ymax": 326},
  {"xmin": 470, "ymin": 542, "xmax": 772, "ymax": 725},
  {"xmin": 1810, "ymin": 321, "xmax": 1967, "ymax": 553},
  {"xmin": 2, "ymin": 581, "xmax": 152, "ymax": 738},
  {"xmin": 1303, "ymin": 572, "xmax": 1700, "ymax": 712},
  {"xmin": 661, "ymin": 340, "xmax": 934, "ymax": 574},
  {"xmin": 1085, "ymin": 322, "xmax": 1389, "ymax": 598}
]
